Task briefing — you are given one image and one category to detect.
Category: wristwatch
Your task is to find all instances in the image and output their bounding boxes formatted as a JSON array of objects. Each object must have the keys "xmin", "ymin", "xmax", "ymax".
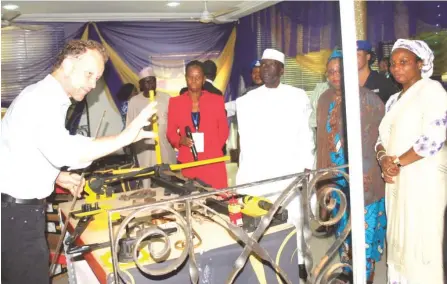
[{"xmin": 393, "ymin": 157, "xmax": 402, "ymax": 168}]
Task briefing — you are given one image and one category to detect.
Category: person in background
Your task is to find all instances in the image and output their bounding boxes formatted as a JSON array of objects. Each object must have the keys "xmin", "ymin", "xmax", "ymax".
[
  {"xmin": 379, "ymin": 56, "xmax": 402, "ymax": 90},
  {"xmin": 375, "ymin": 39, "xmax": 447, "ymax": 284},
  {"xmin": 167, "ymin": 60, "xmax": 228, "ymax": 188},
  {"xmin": 0, "ymin": 40, "xmax": 157, "ymax": 284},
  {"xmin": 179, "ymin": 59, "xmax": 223, "ymax": 96},
  {"xmin": 357, "ymin": 40, "xmax": 399, "ymax": 103},
  {"xmin": 225, "ymin": 60, "xmax": 264, "ymax": 117},
  {"xmin": 316, "ymin": 50, "xmax": 386, "ymax": 284},
  {"xmin": 378, "ymin": 57, "xmax": 391, "ymax": 78},
  {"xmin": 117, "ymin": 83, "xmax": 137, "ymax": 129},
  {"xmin": 235, "ymin": 49, "xmax": 315, "ymax": 281},
  {"xmin": 240, "ymin": 59, "xmax": 264, "ymax": 97},
  {"xmin": 202, "ymin": 59, "xmax": 224, "ymax": 95},
  {"xmin": 127, "ymin": 66, "xmax": 176, "ymax": 189}
]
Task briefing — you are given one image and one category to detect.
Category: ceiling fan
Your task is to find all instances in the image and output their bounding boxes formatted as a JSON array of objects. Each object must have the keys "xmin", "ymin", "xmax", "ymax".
[
  {"xmin": 195, "ymin": 1, "xmax": 238, "ymax": 24},
  {"xmin": 160, "ymin": 1, "xmax": 238, "ymax": 24},
  {"xmin": 1, "ymin": 9, "xmax": 21, "ymax": 28},
  {"xmin": 1, "ymin": 8, "xmax": 42, "ymax": 31}
]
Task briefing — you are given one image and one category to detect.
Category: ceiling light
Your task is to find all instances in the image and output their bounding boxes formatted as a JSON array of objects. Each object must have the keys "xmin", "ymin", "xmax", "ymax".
[
  {"xmin": 166, "ymin": 2, "xmax": 180, "ymax": 8},
  {"xmin": 3, "ymin": 4, "xmax": 19, "ymax": 10}
]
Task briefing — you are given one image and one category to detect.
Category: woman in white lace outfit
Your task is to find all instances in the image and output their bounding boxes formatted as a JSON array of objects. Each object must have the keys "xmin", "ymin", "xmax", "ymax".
[{"xmin": 375, "ymin": 39, "xmax": 447, "ymax": 284}]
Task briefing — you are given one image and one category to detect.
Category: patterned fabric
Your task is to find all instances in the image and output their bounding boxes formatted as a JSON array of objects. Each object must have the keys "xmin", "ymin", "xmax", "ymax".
[
  {"xmin": 378, "ymin": 96, "xmax": 447, "ymax": 157},
  {"xmin": 317, "ymin": 88, "xmax": 386, "ymax": 204},
  {"xmin": 316, "ymin": 87, "xmax": 386, "ymax": 281},
  {"xmin": 392, "ymin": 39, "xmax": 434, "ymax": 78},
  {"xmin": 365, "ymin": 198, "xmax": 387, "ymax": 279},
  {"xmin": 332, "ymin": 197, "xmax": 387, "ymax": 281}
]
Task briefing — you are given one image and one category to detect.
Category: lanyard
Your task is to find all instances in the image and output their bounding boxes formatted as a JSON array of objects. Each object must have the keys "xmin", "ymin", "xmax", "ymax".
[{"xmin": 191, "ymin": 112, "xmax": 200, "ymax": 132}]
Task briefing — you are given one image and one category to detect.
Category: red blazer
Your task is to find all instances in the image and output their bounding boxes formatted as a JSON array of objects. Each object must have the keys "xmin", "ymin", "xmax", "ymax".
[{"xmin": 167, "ymin": 90, "xmax": 229, "ymax": 188}]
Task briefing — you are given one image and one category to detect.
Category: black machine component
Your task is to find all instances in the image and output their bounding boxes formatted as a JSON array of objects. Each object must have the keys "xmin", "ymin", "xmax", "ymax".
[
  {"xmin": 118, "ymin": 237, "xmax": 137, "ymax": 263},
  {"xmin": 66, "ymin": 225, "xmax": 178, "ymax": 262},
  {"xmin": 150, "ymin": 164, "xmax": 211, "ymax": 196},
  {"xmin": 70, "ymin": 202, "xmax": 101, "ymax": 219},
  {"xmin": 85, "ymin": 165, "xmax": 157, "ymax": 196},
  {"xmin": 64, "ymin": 215, "xmax": 94, "ymax": 246},
  {"xmin": 67, "ymin": 242, "xmax": 110, "ymax": 255}
]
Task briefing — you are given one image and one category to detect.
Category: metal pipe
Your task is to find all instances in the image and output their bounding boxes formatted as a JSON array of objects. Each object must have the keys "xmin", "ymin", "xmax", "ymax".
[{"xmin": 339, "ymin": 0, "xmax": 367, "ymax": 282}]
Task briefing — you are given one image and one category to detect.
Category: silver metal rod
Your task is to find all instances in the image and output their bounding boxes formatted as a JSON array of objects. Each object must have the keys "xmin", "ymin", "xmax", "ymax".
[{"xmin": 339, "ymin": 0, "xmax": 367, "ymax": 282}]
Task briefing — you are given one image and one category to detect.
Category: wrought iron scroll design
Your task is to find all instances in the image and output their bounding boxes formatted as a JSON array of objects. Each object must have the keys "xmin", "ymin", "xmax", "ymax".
[{"xmin": 107, "ymin": 165, "xmax": 352, "ymax": 284}]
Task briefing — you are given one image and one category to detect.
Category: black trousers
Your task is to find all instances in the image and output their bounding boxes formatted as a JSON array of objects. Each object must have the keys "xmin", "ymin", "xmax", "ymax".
[{"xmin": 1, "ymin": 201, "xmax": 49, "ymax": 284}]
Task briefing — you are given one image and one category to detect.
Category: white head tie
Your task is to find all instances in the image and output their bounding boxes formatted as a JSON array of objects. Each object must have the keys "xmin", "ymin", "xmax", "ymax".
[{"xmin": 392, "ymin": 39, "xmax": 434, "ymax": 78}]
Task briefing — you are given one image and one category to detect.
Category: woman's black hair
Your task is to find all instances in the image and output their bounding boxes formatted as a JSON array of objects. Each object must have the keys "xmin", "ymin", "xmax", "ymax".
[
  {"xmin": 116, "ymin": 83, "xmax": 136, "ymax": 101},
  {"xmin": 185, "ymin": 60, "xmax": 204, "ymax": 74}
]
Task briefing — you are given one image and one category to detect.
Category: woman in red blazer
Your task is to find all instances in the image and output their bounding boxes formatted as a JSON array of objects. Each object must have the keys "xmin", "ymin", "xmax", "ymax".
[{"xmin": 167, "ymin": 60, "xmax": 228, "ymax": 188}]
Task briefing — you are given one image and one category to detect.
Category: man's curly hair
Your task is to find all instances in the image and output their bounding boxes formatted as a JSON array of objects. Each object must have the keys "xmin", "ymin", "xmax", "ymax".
[{"xmin": 53, "ymin": 40, "xmax": 108, "ymax": 71}]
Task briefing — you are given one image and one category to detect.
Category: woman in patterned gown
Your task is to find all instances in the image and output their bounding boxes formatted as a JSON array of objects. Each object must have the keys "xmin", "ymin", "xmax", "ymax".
[{"xmin": 316, "ymin": 50, "xmax": 386, "ymax": 283}]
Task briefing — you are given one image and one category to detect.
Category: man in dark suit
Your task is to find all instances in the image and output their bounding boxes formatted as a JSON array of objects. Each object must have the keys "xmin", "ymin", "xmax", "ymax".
[{"xmin": 179, "ymin": 60, "xmax": 223, "ymax": 96}]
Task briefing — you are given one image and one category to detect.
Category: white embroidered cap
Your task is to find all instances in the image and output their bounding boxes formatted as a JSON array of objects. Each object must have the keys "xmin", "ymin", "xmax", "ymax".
[
  {"xmin": 138, "ymin": 66, "xmax": 156, "ymax": 79},
  {"xmin": 261, "ymin": 48, "xmax": 285, "ymax": 64}
]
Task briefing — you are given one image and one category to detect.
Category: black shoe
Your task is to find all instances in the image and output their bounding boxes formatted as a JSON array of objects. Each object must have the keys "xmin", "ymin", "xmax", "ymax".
[
  {"xmin": 334, "ymin": 272, "xmax": 353, "ymax": 284},
  {"xmin": 298, "ymin": 264, "xmax": 308, "ymax": 280},
  {"xmin": 313, "ymin": 225, "xmax": 335, "ymax": 238}
]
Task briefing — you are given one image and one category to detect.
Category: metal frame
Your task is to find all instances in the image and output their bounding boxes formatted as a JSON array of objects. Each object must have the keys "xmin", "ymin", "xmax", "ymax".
[
  {"xmin": 105, "ymin": 165, "xmax": 351, "ymax": 284},
  {"xmin": 58, "ymin": 209, "xmax": 78, "ymax": 284},
  {"xmin": 339, "ymin": 1, "xmax": 367, "ymax": 283}
]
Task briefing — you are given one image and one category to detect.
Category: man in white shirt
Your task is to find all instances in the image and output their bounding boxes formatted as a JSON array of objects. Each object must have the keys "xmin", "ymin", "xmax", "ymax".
[
  {"xmin": 0, "ymin": 40, "xmax": 157, "ymax": 284},
  {"xmin": 127, "ymin": 66, "xmax": 176, "ymax": 188},
  {"xmin": 235, "ymin": 49, "xmax": 315, "ymax": 280}
]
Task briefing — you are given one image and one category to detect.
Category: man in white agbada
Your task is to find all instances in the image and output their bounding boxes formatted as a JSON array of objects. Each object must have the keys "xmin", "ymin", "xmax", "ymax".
[
  {"xmin": 235, "ymin": 48, "xmax": 315, "ymax": 280},
  {"xmin": 126, "ymin": 66, "xmax": 176, "ymax": 188}
]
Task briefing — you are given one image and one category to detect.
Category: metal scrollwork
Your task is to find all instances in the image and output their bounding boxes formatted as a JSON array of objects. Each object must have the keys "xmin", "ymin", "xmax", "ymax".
[
  {"xmin": 107, "ymin": 165, "xmax": 352, "ymax": 284},
  {"xmin": 306, "ymin": 167, "xmax": 352, "ymax": 284}
]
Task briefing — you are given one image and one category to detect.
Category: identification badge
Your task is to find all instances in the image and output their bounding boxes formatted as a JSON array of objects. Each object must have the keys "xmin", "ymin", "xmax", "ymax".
[{"xmin": 192, "ymin": 132, "xmax": 204, "ymax": 153}]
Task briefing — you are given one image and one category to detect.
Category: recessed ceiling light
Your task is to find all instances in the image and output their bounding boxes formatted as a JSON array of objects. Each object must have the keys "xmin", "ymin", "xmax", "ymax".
[
  {"xmin": 166, "ymin": 2, "xmax": 180, "ymax": 8},
  {"xmin": 3, "ymin": 4, "xmax": 19, "ymax": 10}
]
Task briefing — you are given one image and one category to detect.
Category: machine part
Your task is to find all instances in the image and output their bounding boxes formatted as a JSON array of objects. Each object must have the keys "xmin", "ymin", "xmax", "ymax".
[
  {"xmin": 118, "ymin": 237, "xmax": 137, "ymax": 263},
  {"xmin": 66, "ymin": 242, "xmax": 110, "ymax": 255},
  {"xmin": 49, "ymin": 111, "xmax": 106, "ymax": 277},
  {"xmin": 150, "ymin": 176, "xmax": 195, "ymax": 196},
  {"xmin": 64, "ymin": 215, "xmax": 94, "ymax": 246}
]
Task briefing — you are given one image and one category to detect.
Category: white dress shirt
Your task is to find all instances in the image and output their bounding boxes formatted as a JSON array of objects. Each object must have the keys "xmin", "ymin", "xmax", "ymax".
[{"xmin": 0, "ymin": 75, "xmax": 93, "ymax": 199}]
